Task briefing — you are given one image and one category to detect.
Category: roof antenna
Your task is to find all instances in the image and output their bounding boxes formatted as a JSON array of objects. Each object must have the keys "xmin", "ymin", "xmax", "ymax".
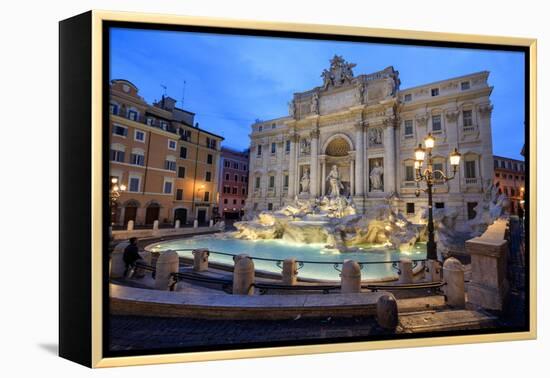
[
  {"xmin": 181, "ymin": 80, "xmax": 186, "ymax": 107},
  {"xmin": 160, "ymin": 84, "xmax": 167, "ymax": 97}
]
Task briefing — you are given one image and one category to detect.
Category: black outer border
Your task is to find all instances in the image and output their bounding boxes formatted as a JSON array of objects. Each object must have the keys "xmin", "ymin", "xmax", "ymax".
[
  {"xmin": 99, "ymin": 21, "xmax": 531, "ymax": 359},
  {"xmin": 59, "ymin": 11, "xmax": 93, "ymax": 367}
]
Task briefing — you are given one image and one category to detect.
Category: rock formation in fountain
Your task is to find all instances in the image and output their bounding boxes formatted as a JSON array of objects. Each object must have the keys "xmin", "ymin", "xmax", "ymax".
[
  {"xmin": 423, "ymin": 179, "xmax": 510, "ymax": 258},
  {"xmin": 235, "ymin": 194, "xmax": 424, "ymax": 252}
]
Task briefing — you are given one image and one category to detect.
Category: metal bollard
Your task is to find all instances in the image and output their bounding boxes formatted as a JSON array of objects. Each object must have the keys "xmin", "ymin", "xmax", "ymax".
[
  {"xmin": 153, "ymin": 220, "xmax": 159, "ymax": 230},
  {"xmin": 232, "ymin": 255, "xmax": 255, "ymax": 295},
  {"xmin": 376, "ymin": 294, "xmax": 398, "ymax": 330},
  {"xmin": 282, "ymin": 258, "xmax": 298, "ymax": 285},
  {"xmin": 193, "ymin": 219, "xmax": 198, "ymax": 228},
  {"xmin": 154, "ymin": 250, "xmax": 180, "ymax": 291},
  {"xmin": 174, "ymin": 219, "xmax": 180, "ymax": 229},
  {"xmin": 192, "ymin": 248, "xmax": 209, "ymax": 272},
  {"xmin": 340, "ymin": 259, "xmax": 362, "ymax": 293},
  {"xmin": 398, "ymin": 258, "xmax": 413, "ymax": 284},
  {"xmin": 443, "ymin": 257, "xmax": 465, "ymax": 308}
]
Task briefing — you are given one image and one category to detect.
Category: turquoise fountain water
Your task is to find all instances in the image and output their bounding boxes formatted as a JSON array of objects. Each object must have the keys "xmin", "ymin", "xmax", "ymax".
[{"xmin": 147, "ymin": 234, "xmax": 427, "ymax": 281}]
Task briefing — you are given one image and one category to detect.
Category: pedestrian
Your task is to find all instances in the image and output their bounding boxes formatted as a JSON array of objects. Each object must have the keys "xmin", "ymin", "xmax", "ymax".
[{"xmin": 123, "ymin": 237, "xmax": 142, "ymax": 278}]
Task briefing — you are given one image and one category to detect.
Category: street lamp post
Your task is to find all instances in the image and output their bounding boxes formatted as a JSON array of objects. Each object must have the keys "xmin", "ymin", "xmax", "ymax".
[
  {"xmin": 414, "ymin": 133, "xmax": 461, "ymax": 261},
  {"xmin": 109, "ymin": 177, "xmax": 126, "ymax": 226}
]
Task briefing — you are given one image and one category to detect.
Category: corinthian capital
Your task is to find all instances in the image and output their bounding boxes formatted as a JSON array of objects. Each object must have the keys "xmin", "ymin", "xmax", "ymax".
[{"xmin": 310, "ymin": 128, "xmax": 320, "ymax": 139}]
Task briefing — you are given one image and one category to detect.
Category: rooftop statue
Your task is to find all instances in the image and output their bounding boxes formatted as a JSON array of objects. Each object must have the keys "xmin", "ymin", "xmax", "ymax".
[{"xmin": 321, "ymin": 55, "xmax": 357, "ymax": 89}]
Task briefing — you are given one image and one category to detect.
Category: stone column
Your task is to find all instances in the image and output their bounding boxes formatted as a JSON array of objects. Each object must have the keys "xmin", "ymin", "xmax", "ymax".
[
  {"xmin": 443, "ymin": 257, "xmax": 465, "ymax": 308},
  {"xmin": 398, "ymin": 258, "xmax": 413, "ymax": 284},
  {"xmin": 154, "ymin": 250, "xmax": 180, "ymax": 290},
  {"xmin": 320, "ymin": 156, "xmax": 327, "ymax": 196},
  {"xmin": 383, "ymin": 119, "xmax": 396, "ymax": 193},
  {"xmin": 354, "ymin": 122, "xmax": 365, "ymax": 195},
  {"xmin": 233, "ymin": 255, "xmax": 255, "ymax": 295},
  {"xmin": 287, "ymin": 134, "xmax": 297, "ymax": 198},
  {"xmin": 282, "ymin": 258, "xmax": 298, "ymax": 285},
  {"xmin": 309, "ymin": 129, "xmax": 320, "ymax": 197},
  {"xmin": 377, "ymin": 294, "xmax": 398, "ymax": 330},
  {"xmin": 192, "ymin": 248, "xmax": 209, "ymax": 272},
  {"xmin": 340, "ymin": 260, "xmax": 362, "ymax": 293},
  {"xmin": 349, "ymin": 157, "xmax": 355, "ymax": 196}
]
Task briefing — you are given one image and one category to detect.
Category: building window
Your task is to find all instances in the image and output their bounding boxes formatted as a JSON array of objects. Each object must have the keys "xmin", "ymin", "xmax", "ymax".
[
  {"xmin": 284, "ymin": 174, "xmax": 289, "ymax": 188},
  {"xmin": 404, "ymin": 93, "xmax": 412, "ymax": 102},
  {"xmin": 223, "ymin": 186, "xmax": 230, "ymax": 194},
  {"xmin": 112, "ymin": 125, "xmax": 128, "ymax": 137},
  {"xmin": 405, "ymin": 165, "xmax": 415, "ymax": 181},
  {"xmin": 268, "ymin": 203, "xmax": 273, "ymax": 211},
  {"xmin": 110, "ymin": 103, "xmax": 119, "ymax": 115},
  {"xmin": 433, "ymin": 162, "xmax": 444, "ymax": 181},
  {"xmin": 110, "ymin": 148, "xmax": 125, "ymax": 163},
  {"xmin": 435, "ymin": 202, "xmax": 445, "ymax": 209},
  {"xmin": 224, "ymin": 160, "xmax": 230, "ymax": 168},
  {"xmin": 233, "ymin": 199, "xmax": 237, "ymax": 204},
  {"xmin": 160, "ymin": 121, "xmax": 169, "ymax": 131},
  {"xmin": 168, "ymin": 140, "xmax": 177, "ymax": 150},
  {"xmin": 241, "ymin": 200, "xmax": 245, "ymax": 205},
  {"xmin": 231, "ymin": 187, "xmax": 237, "ymax": 194},
  {"xmin": 431, "ymin": 88, "xmax": 439, "ymax": 97},
  {"xmin": 146, "ymin": 117, "xmax": 154, "ymax": 126},
  {"xmin": 271, "ymin": 142, "xmax": 276, "ymax": 154},
  {"xmin": 285, "ymin": 140, "xmax": 291, "ymax": 153},
  {"xmin": 134, "ymin": 130, "xmax": 145, "ymax": 142},
  {"xmin": 461, "ymin": 81, "xmax": 470, "ymax": 90},
  {"xmin": 257, "ymin": 145, "xmax": 262, "ymax": 156},
  {"xmin": 204, "ymin": 191, "xmax": 210, "ymax": 202},
  {"xmin": 494, "ymin": 159, "xmax": 499, "ymax": 168},
  {"xmin": 127, "ymin": 110, "xmax": 138, "ymax": 121},
  {"xmin": 465, "ymin": 160, "xmax": 476, "ymax": 179},
  {"xmin": 128, "ymin": 177, "xmax": 140, "ymax": 192},
  {"xmin": 272, "ymin": 123, "xmax": 276, "ymax": 129},
  {"xmin": 269, "ymin": 176, "xmax": 275, "ymax": 188},
  {"xmin": 495, "ymin": 173, "xmax": 500, "ymax": 178},
  {"xmin": 406, "ymin": 203, "xmax": 415, "ymax": 214},
  {"xmin": 131, "ymin": 152, "xmax": 145, "ymax": 166},
  {"xmin": 205, "ymin": 171, "xmax": 212, "ymax": 182},
  {"xmin": 206, "ymin": 137, "xmax": 217, "ymax": 149},
  {"xmin": 165, "ymin": 160, "xmax": 176, "ymax": 171},
  {"xmin": 467, "ymin": 202, "xmax": 478, "ymax": 220},
  {"xmin": 233, "ymin": 162, "xmax": 239, "ymax": 169},
  {"xmin": 207, "ymin": 154, "xmax": 213, "ymax": 164},
  {"xmin": 178, "ymin": 166, "xmax": 186, "ymax": 178},
  {"xmin": 258, "ymin": 125, "xmax": 263, "ymax": 132},
  {"xmin": 243, "ymin": 164, "xmax": 247, "ymax": 171},
  {"xmin": 164, "ymin": 181, "xmax": 173, "ymax": 194},
  {"xmin": 242, "ymin": 188, "xmax": 246, "ymax": 195},
  {"xmin": 234, "ymin": 174, "xmax": 238, "ymax": 182},
  {"xmin": 224, "ymin": 198, "xmax": 228, "ymax": 204},
  {"xmin": 176, "ymin": 189, "xmax": 183, "ymax": 201},
  {"xmin": 180, "ymin": 146, "xmax": 187, "ymax": 159},
  {"xmin": 225, "ymin": 173, "xmax": 230, "ymax": 181},
  {"xmin": 463, "ymin": 110, "xmax": 473, "ymax": 127},
  {"xmin": 255, "ymin": 177, "xmax": 261, "ymax": 189},
  {"xmin": 432, "ymin": 115, "xmax": 442, "ymax": 132},
  {"xmin": 180, "ymin": 129, "xmax": 192, "ymax": 141},
  {"xmin": 404, "ymin": 120, "xmax": 414, "ymax": 137}
]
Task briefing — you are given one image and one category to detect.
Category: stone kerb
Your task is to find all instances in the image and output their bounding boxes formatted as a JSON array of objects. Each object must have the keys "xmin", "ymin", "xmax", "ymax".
[
  {"xmin": 282, "ymin": 258, "xmax": 298, "ymax": 285},
  {"xmin": 233, "ymin": 255, "xmax": 255, "ymax": 295},
  {"xmin": 110, "ymin": 241, "xmax": 129, "ymax": 278},
  {"xmin": 443, "ymin": 257, "xmax": 465, "ymax": 308},
  {"xmin": 192, "ymin": 248, "xmax": 210, "ymax": 272},
  {"xmin": 154, "ymin": 250, "xmax": 180, "ymax": 291},
  {"xmin": 341, "ymin": 260, "xmax": 362, "ymax": 293}
]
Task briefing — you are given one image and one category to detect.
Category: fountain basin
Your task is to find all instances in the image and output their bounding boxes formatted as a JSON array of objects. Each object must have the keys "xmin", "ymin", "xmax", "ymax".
[{"xmin": 146, "ymin": 234, "xmax": 427, "ymax": 281}]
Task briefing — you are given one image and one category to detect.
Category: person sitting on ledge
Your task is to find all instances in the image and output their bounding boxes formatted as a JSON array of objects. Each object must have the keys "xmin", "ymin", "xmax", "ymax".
[{"xmin": 123, "ymin": 237, "xmax": 142, "ymax": 278}]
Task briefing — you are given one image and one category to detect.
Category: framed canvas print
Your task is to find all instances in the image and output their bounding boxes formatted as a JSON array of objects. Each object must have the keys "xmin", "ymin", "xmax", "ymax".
[{"xmin": 59, "ymin": 10, "xmax": 537, "ymax": 368}]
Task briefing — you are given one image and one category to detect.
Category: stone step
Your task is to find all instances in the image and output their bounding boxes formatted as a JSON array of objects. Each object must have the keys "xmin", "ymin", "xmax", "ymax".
[
  {"xmin": 397, "ymin": 295, "xmax": 447, "ymax": 313},
  {"xmin": 398, "ymin": 309, "xmax": 498, "ymax": 333}
]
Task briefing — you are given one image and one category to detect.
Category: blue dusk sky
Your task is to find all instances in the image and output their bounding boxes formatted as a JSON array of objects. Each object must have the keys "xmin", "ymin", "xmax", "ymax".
[{"xmin": 110, "ymin": 28, "xmax": 525, "ymax": 160}]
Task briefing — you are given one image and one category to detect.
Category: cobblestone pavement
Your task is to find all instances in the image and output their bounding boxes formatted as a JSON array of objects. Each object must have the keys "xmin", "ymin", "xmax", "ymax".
[{"xmin": 109, "ymin": 315, "xmax": 388, "ymax": 351}]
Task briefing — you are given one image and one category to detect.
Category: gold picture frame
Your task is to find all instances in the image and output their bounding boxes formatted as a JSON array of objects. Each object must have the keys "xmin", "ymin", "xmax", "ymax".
[{"xmin": 59, "ymin": 10, "xmax": 537, "ymax": 368}]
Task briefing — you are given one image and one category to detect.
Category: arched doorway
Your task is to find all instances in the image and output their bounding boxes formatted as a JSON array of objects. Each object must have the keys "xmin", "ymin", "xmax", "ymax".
[
  {"xmin": 123, "ymin": 199, "xmax": 139, "ymax": 226},
  {"xmin": 174, "ymin": 208, "xmax": 187, "ymax": 225},
  {"xmin": 145, "ymin": 202, "xmax": 160, "ymax": 225}
]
